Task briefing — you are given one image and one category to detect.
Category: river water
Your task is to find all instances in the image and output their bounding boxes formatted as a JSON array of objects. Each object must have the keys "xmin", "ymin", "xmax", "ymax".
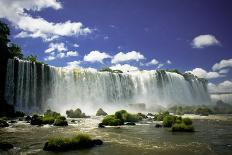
[{"xmin": 0, "ymin": 115, "xmax": 232, "ymax": 155}]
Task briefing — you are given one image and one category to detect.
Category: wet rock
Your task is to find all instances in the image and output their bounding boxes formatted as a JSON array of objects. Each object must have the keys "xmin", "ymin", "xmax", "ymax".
[
  {"xmin": 0, "ymin": 142, "xmax": 13, "ymax": 150},
  {"xmin": 25, "ymin": 115, "xmax": 31, "ymax": 122},
  {"xmin": 125, "ymin": 122, "xmax": 136, "ymax": 125},
  {"xmin": 155, "ymin": 124, "xmax": 163, "ymax": 128},
  {"xmin": 92, "ymin": 139, "xmax": 103, "ymax": 145},
  {"xmin": 98, "ymin": 123, "xmax": 105, "ymax": 128},
  {"xmin": 8, "ymin": 120, "xmax": 17, "ymax": 123},
  {"xmin": 71, "ymin": 120, "xmax": 76, "ymax": 123},
  {"xmin": 0, "ymin": 119, "xmax": 9, "ymax": 127}
]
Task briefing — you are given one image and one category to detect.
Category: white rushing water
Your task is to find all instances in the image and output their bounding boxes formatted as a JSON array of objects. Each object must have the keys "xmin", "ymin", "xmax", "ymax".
[{"xmin": 4, "ymin": 59, "xmax": 211, "ymax": 114}]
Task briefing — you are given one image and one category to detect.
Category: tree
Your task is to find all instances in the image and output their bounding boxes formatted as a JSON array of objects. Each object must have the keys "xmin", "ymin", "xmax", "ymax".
[
  {"xmin": 26, "ymin": 55, "xmax": 37, "ymax": 62},
  {"xmin": 8, "ymin": 43, "xmax": 23, "ymax": 59}
]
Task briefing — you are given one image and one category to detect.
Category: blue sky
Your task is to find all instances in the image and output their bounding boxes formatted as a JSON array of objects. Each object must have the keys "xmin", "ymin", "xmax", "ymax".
[{"xmin": 0, "ymin": 0, "xmax": 232, "ymax": 91}]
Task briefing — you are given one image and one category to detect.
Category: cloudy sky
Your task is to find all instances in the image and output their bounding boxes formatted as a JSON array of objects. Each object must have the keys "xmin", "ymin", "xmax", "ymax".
[{"xmin": 0, "ymin": 0, "xmax": 231, "ymax": 92}]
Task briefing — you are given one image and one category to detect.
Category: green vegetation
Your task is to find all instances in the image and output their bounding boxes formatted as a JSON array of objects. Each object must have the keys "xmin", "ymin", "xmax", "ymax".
[
  {"xmin": 99, "ymin": 67, "xmax": 123, "ymax": 73},
  {"xmin": 153, "ymin": 110, "xmax": 194, "ymax": 132},
  {"xmin": 66, "ymin": 108, "xmax": 88, "ymax": 118},
  {"xmin": 30, "ymin": 110, "xmax": 68, "ymax": 126},
  {"xmin": 102, "ymin": 115, "xmax": 123, "ymax": 126},
  {"xmin": 101, "ymin": 110, "xmax": 142, "ymax": 126},
  {"xmin": 0, "ymin": 119, "xmax": 9, "ymax": 128},
  {"xmin": 96, "ymin": 108, "xmax": 108, "ymax": 116},
  {"xmin": 171, "ymin": 123, "xmax": 194, "ymax": 132},
  {"xmin": 154, "ymin": 111, "xmax": 170, "ymax": 121},
  {"xmin": 194, "ymin": 107, "xmax": 213, "ymax": 116},
  {"xmin": 43, "ymin": 133, "xmax": 103, "ymax": 151},
  {"xmin": 214, "ymin": 100, "xmax": 232, "ymax": 114},
  {"xmin": 54, "ymin": 116, "xmax": 68, "ymax": 126}
]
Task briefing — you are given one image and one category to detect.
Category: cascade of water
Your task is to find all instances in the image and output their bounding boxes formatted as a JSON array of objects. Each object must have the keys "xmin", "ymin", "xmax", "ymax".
[{"xmin": 4, "ymin": 59, "xmax": 211, "ymax": 113}]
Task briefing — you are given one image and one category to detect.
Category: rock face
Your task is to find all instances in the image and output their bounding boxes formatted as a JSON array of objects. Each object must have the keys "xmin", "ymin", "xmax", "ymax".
[
  {"xmin": 0, "ymin": 119, "xmax": 9, "ymax": 128},
  {"xmin": 0, "ymin": 142, "xmax": 13, "ymax": 150}
]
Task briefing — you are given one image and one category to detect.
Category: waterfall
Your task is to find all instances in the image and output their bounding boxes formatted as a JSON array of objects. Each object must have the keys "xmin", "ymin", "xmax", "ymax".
[{"xmin": 4, "ymin": 59, "xmax": 211, "ymax": 114}]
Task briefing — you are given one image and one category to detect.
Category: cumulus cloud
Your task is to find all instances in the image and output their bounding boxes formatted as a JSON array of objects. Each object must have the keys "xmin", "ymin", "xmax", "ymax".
[
  {"xmin": 66, "ymin": 61, "xmax": 81, "ymax": 68},
  {"xmin": 166, "ymin": 60, "xmax": 172, "ymax": 64},
  {"xmin": 44, "ymin": 42, "xmax": 78, "ymax": 61},
  {"xmin": 208, "ymin": 80, "xmax": 232, "ymax": 93},
  {"xmin": 157, "ymin": 64, "xmax": 164, "ymax": 69},
  {"xmin": 73, "ymin": 44, "xmax": 79, "ymax": 48},
  {"xmin": 212, "ymin": 59, "xmax": 232, "ymax": 71},
  {"xmin": 0, "ymin": 0, "xmax": 91, "ymax": 41},
  {"xmin": 67, "ymin": 51, "xmax": 78, "ymax": 57},
  {"xmin": 44, "ymin": 55, "xmax": 55, "ymax": 61},
  {"xmin": 187, "ymin": 68, "xmax": 224, "ymax": 79},
  {"xmin": 191, "ymin": 34, "xmax": 220, "ymax": 48},
  {"xmin": 111, "ymin": 51, "xmax": 145, "ymax": 64},
  {"xmin": 45, "ymin": 42, "xmax": 67, "ymax": 53},
  {"xmin": 110, "ymin": 64, "xmax": 139, "ymax": 72},
  {"xmin": 84, "ymin": 51, "xmax": 111, "ymax": 63},
  {"xmin": 146, "ymin": 59, "xmax": 159, "ymax": 66}
]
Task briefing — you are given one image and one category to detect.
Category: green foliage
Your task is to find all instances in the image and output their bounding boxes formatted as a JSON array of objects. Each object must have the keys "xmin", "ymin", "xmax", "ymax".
[
  {"xmin": 195, "ymin": 107, "xmax": 212, "ymax": 116},
  {"xmin": 54, "ymin": 118, "xmax": 68, "ymax": 126},
  {"xmin": 96, "ymin": 108, "xmax": 108, "ymax": 116},
  {"xmin": 44, "ymin": 133, "xmax": 95, "ymax": 151},
  {"xmin": 99, "ymin": 67, "xmax": 123, "ymax": 73},
  {"xmin": 102, "ymin": 115, "xmax": 123, "ymax": 126},
  {"xmin": 154, "ymin": 111, "xmax": 170, "ymax": 121},
  {"xmin": 25, "ymin": 55, "xmax": 37, "ymax": 62},
  {"xmin": 101, "ymin": 110, "xmax": 142, "ymax": 126},
  {"xmin": 182, "ymin": 118, "xmax": 192, "ymax": 125},
  {"xmin": 8, "ymin": 43, "xmax": 23, "ymax": 59},
  {"xmin": 66, "ymin": 108, "xmax": 87, "ymax": 118},
  {"xmin": 0, "ymin": 119, "xmax": 9, "ymax": 127},
  {"xmin": 0, "ymin": 20, "xmax": 10, "ymax": 43},
  {"xmin": 163, "ymin": 115, "xmax": 176, "ymax": 127},
  {"xmin": 31, "ymin": 114, "xmax": 43, "ymax": 125},
  {"xmin": 44, "ymin": 109, "xmax": 61, "ymax": 118},
  {"xmin": 171, "ymin": 123, "xmax": 194, "ymax": 132}
]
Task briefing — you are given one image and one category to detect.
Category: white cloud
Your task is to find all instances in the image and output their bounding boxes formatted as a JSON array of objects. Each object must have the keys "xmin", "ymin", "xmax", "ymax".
[
  {"xmin": 218, "ymin": 69, "xmax": 230, "ymax": 74},
  {"xmin": 212, "ymin": 59, "xmax": 232, "ymax": 71},
  {"xmin": 73, "ymin": 44, "xmax": 79, "ymax": 48},
  {"xmin": 84, "ymin": 50, "xmax": 111, "ymax": 63},
  {"xmin": 66, "ymin": 61, "xmax": 81, "ymax": 69},
  {"xmin": 187, "ymin": 68, "xmax": 223, "ymax": 79},
  {"xmin": 0, "ymin": 0, "xmax": 91, "ymax": 41},
  {"xmin": 104, "ymin": 36, "xmax": 109, "ymax": 40},
  {"xmin": 110, "ymin": 64, "xmax": 139, "ymax": 72},
  {"xmin": 146, "ymin": 59, "xmax": 159, "ymax": 66},
  {"xmin": 56, "ymin": 52, "xmax": 66, "ymax": 58},
  {"xmin": 44, "ymin": 55, "xmax": 55, "ymax": 61},
  {"xmin": 67, "ymin": 51, "xmax": 78, "ymax": 57},
  {"xmin": 208, "ymin": 80, "xmax": 232, "ymax": 93},
  {"xmin": 166, "ymin": 60, "xmax": 172, "ymax": 64},
  {"xmin": 111, "ymin": 51, "xmax": 145, "ymax": 64},
  {"xmin": 45, "ymin": 42, "xmax": 67, "ymax": 53},
  {"xmin": 157, "ymin": 64, "xmax": 164, "ymax": 69},
  {"xmin": 191, "ymin": 34, "xmax": 220, "ymax": 48}
]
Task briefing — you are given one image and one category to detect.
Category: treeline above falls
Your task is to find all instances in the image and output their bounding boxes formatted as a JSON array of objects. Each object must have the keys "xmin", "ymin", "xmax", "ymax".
[{"xmin": 4, "ymin": 59, "xmax": 211, "ymax": 113}]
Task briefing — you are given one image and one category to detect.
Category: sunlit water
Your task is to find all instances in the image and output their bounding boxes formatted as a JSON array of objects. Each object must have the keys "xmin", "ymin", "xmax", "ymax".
[{"xmin": 0, "ymin": 115, "xmax": 232, "ymax": 155}]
